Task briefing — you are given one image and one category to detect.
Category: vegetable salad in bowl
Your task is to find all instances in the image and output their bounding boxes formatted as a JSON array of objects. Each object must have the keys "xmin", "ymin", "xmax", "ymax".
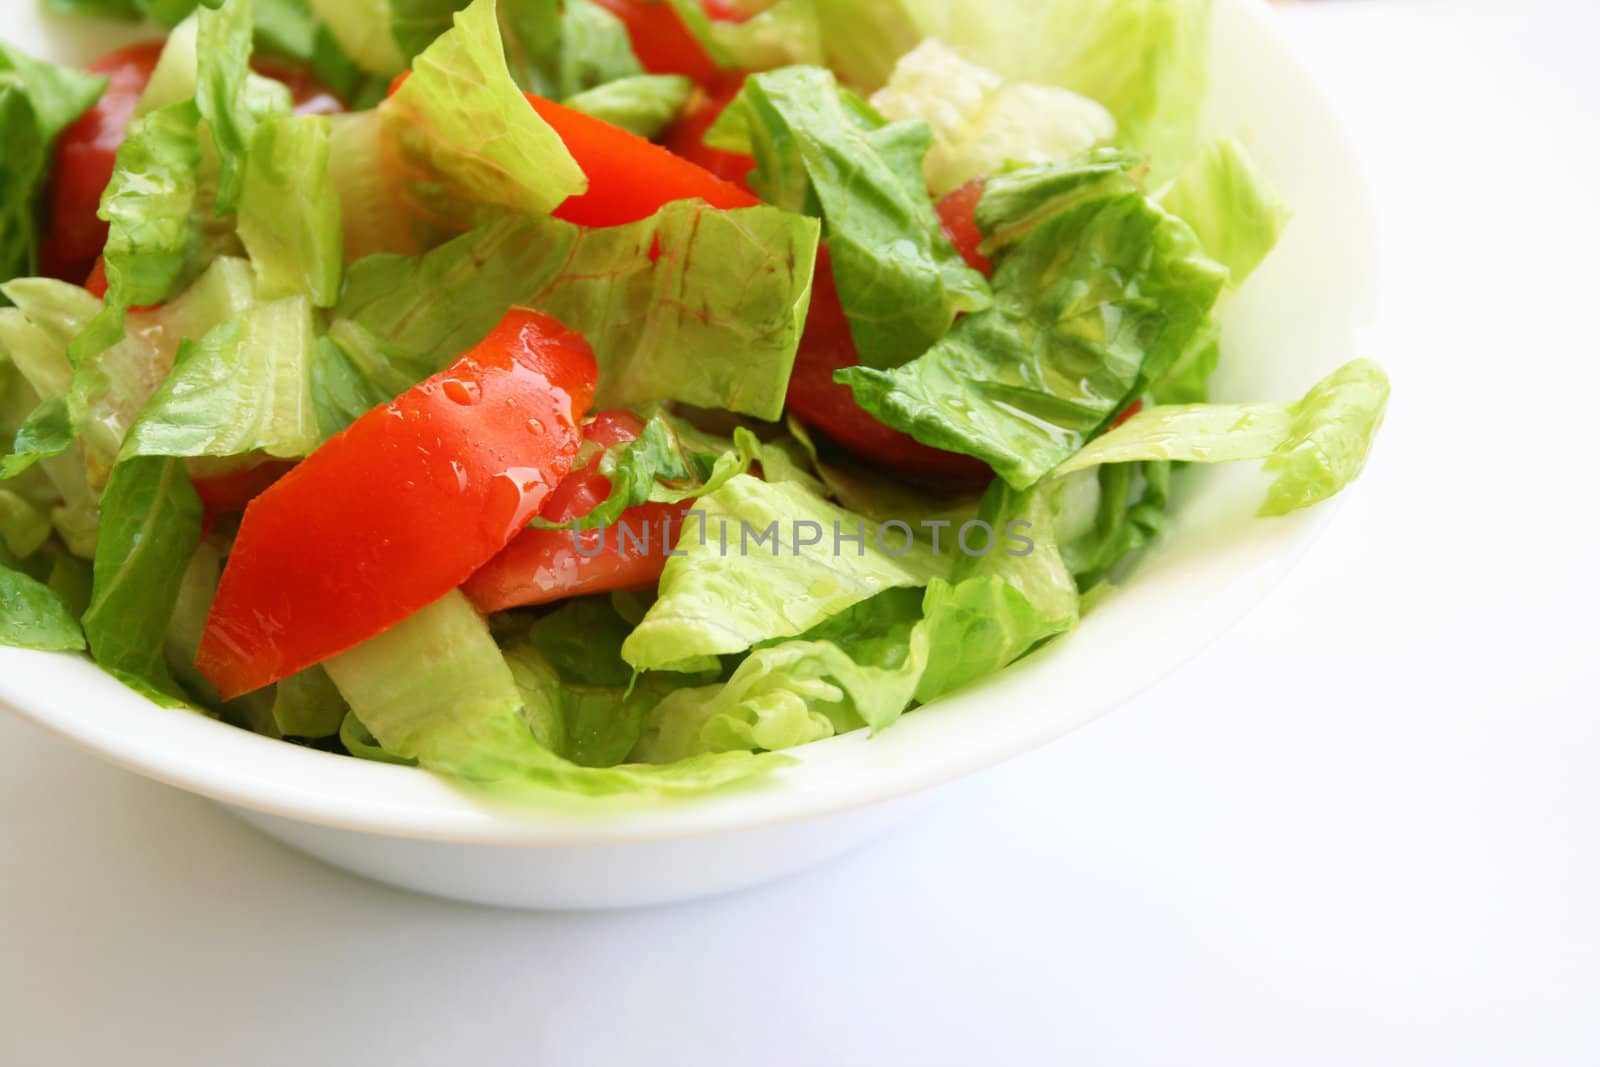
[{"xmin": 0, "ymin": 0, "xmax": 1387, "ymax": 800}]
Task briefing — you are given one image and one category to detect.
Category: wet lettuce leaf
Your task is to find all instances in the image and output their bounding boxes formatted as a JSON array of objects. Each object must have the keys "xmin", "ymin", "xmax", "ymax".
[
  {"xmin": 840, "ymin": 153, "xmax": 1227, "ymax": 489},
  {"xmin": 708, "ymin": 65, "xmax": 990, "ymax": 370}
]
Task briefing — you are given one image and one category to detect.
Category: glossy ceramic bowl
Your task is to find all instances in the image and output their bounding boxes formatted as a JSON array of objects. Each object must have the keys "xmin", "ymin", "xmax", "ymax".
[{"xmin": 0, "ymin": 0, "xmax": 1380, "ymax": 909}]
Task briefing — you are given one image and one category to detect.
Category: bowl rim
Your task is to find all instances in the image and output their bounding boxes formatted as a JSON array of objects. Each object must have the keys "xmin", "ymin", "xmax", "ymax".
[{"xmin": 0, "ymin": 0, "xmax": 1384, "ymax": 847}]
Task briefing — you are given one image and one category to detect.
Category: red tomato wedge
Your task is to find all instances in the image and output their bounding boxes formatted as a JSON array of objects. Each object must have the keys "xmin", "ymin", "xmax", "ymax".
[
  {"xmin": 463, "ymin": 411, "xmax": 693, "ymax": 613},
  {"xmin": 662, "ymin": 76, "xmax": 756, "ymax": 190},
  {"xmin": 936, "ymin": 177, "xmax": 994, "ymax": 277},
  {"xmin": 43, "ymin": 43, "xmax": 343, "ymax": 287},
  {"xmin": 196, "ymin": 309, "xmax": 599, "ymax": 699},
  {"xmin": 785, "ymin": 249, "xmax": 994, "ymax": 485},
  {"xmin": 527, "ymin": 94, "xmax": 759, "ymax": 227},
  {"xmin": 40, "ymin": 41, "xmax": 164, "ymax": 285},
  {"xmin": 588, "ymin": 0, "xmax": 726, "ymax": 85}
]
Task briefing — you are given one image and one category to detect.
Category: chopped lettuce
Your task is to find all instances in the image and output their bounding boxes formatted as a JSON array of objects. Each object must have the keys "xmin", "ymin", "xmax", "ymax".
[
  {"xmin": 564, "ymin": 74, "xmax": 691, "ymax": 138},
  {"xmin": 380, "ymin": 0, "xmax": 586, "ymax": 228},
  {"xmin": 710, "ymin": 0, "xmax": 823, "ymax": 72},
  {"xmin": 326, "ymin": 589, "xmax": 781, "ymax": 793},
  {"xmin": 500, "ymin": 0, "xmax": 643, "ymax": 99},
  {"xmin": 840, "ymin": 154, "xmax": 1227, "ymax": 488},
  {"xmin": 621, "ymin": 474, "xmax": 951, "ymax": 672},
  {"xmin": 305, "ymin": 0, "xmax": 408, "ymax": 76},
  {"xmin": 236, "ymin": 114, "xmax": 343, "ymax": 305},
  {"xmin": 1159, "ymin": 137, "xmax": 1290, "ymax": 288},
  {"xmin": 709, "ymin": 65, "xmax": 989, "ymax": 370},
  {"xmin": 812, "ymin": 0, "xmax": 921, "ymax": 90},
  {"xmin": 901, "ymin": 0, "xmax": 1213, "ymax": 175},
  {"xmin": 122, "ymin": 295, "xmax": 320, "ymax": 462},
  {"xmin": 271, "ymin": 665, "xmax": 349, "ymax": 738},
  {"xmin": 81, "ymin": 455, "xmax": 202, "ymax": 695},
  {"xmin": 0, "ymin": 44, "xmax": 107, "ymax": 285},
  {"xmin": 1058, "ymin": 359, "xmax": 1391, "ymax": 517},
  {"xmin": 0, "ymin": 563, "xmax": 86, "ymax": 651},
  {"xmin": 871, "ymin": 40, "xmax": 1116, "ymax": 197},
  {"xmin": 523, "ymin": 201, "xmax": 820, "ymax": 420},
  {"xmin": 195, "ymin": 0, "xmax": 292, "ymax": 215}
]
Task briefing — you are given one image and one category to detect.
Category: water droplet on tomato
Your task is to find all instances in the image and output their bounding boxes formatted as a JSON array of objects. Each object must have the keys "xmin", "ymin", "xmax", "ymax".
[
  {"xmin": 442, "ymin": 379, "xmax": 481, "ymax": 406},
  {"xmin": 526, "ymin": 417, "xmax": 545, "ymax": 435}
]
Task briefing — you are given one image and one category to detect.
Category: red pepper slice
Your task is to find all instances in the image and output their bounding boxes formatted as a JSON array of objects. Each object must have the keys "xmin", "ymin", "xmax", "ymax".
[{"xmin": 196, "ymin": 309, "xmax": 599, "ymax": 698}]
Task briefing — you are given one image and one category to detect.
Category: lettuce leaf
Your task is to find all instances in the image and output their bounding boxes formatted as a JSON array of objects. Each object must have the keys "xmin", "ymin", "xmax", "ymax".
[
  {"xmin": 305, "ymin": 0, "xmax": 408, "ymax": 76},
  {"xmin": 901, "ymin": 0, "xmax": 1212, "ymax": 175},
  {"xmin": 870, "ymin": 40, "xmax": 1116, "ymax": 197},
  {"xmin": 1159, "ymin": 137, "xmax": 1289, "ymax": 288},
  {"xmin": 236, "ymin": 114, "xmax": 343, "ymax": 304},
  {"xmin": 840, "ymin": 154, "xmax": 1227, "ymax": 489},
  {"xmin": 380, "ymin": 0, "xmax": 586, "ymax": 227},
  {"xmin": 811, "ymin": 0, "xmax": 921, "ymax": 90},
  {"xmin": 522, "ymin": 200, "xmax": 820, "ymax": 420},
  {"xmin": 1058, "ymin": 359, "xmax": 1391, "ymax": 516},
  {"xmin": 708, "ymin": 65, "xmax": 990, "ymax": 369},
  {"xmin": 271, "ymin": 665, "xmax": 349, "ymax": 738},
  {"xmin": 564, "ymin": 74, "xmax": 691, "ymax": 138},
  {"xmin": 0, "ymin": 563, "xmax": 87, "ymax": 652},
  {"xmin": 0, "ymin": 45, "xmax": 107, "ymax": 285},
  {"xmin": 81, "ymin": 456, "xmax": 203, "ymax": 695},
  {"xmin": 500, "ymin": 0, "xmax": 643, "ymax": 99},
  {"xmin": 196, "ymin": 0, "xmax": 292, "ymax": 214},
  {"xmin": 121, "ymin": 295, "xmax": 320, "ymax": 461},
  {"xmin": 326, "ymin": 589, "xmax": 780, "ymax": 794},
  {"xmin": 621, "ymin": 474, "xmax": 951, "ymax": 671}
]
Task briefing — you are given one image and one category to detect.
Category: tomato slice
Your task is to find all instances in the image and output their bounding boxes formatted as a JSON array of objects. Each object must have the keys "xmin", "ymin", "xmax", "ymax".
[
  {"xmin": 42, "ymin": 42, "xmax": 345, "ymax": 287},
  {"xmin": 39, "ymin": 41, "xmax": 165, "ymax": 285},
  {"xmin": 785, "ymin": 249, "xmax": 994, "ymax": 485},
  {"xmin": 589, "ymin": 0, "xmax": 724, "ymax": 85},
  {"xmin": 936, "ymin": 177, "xmax": 994, "ymax": 277},
  {"xmin": 662, "ymin": 75, "xmax": 755, "ymax": 190},
  {"xmin": 527, "ymin": 94, "xmax": 759, "ymax": 227},
  {"xmin": 463, "ymin": 410, "xmax": 693, "ymax": 613},
  {"xmin": 189, "ymin": 458, "xmax": 297, "ymax": 515},
  {"xmin": 196, "ymin": 309, "xmax": 599, "ymax": 699}
]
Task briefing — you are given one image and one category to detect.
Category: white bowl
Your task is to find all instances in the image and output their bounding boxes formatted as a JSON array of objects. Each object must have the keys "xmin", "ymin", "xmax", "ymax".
[{"xmin": 0, "ymin": 0, "xmax": 1380, "ymax": 909}]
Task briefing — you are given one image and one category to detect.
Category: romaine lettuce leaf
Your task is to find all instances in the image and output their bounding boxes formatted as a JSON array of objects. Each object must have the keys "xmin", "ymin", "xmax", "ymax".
[
  {"xmin": 0, "ymin": 45, "xmax": 106, "ymax": 284},
  {"xmin": 839, "ymin": 154, "xmax": 1227, "ymax": 488},
  {"xmin": 522, "ymin": 200, "xmax": 820, "ymax": 420},
  {"xmin": 901, "ymin": 0, "xmax": 1212, "ymax": 175},
  {"xmin": 81, "ymin": 455, "xmax": 203, "ymax": 695},
  {"xmin": 121, "ymin": 295, "xmax": 320, "ymax": 461},
  {"xmin": 871, "ymin": 40, "xmax": 1117, "ymax": 197},
  {"xmin": 271, "ymin": 665, "xmax": 349, "ymax": 738},
  {"xmin": 196, "ymin": 0, "xmax": 292, "ymax": 214},
  {"xmin": 326, "ymin": 589, "xmax": 780, "ymax": 793},
  {"xmin": 710, "ymin": 0, "xmax": 823, "ymax": 71},
  {"xmin": 236, "ymin": 114, "xmax": 343, "ymax": 305},
  {"xmin": 305, "ymin": 0, "xmax": 408, "ymax": 76},
  {"xmin": 708, "ymin": 65, "xmax": 990, "ymax": 369},
  {"xmin": 380, "ymin": 0, "xmax": 586, "ymax": 227},
  {"xmin": 1159, "ymin": 137, "xmax": 1289, "ymax": 288},
  {"xmin": 0, "ymin": 563, "xmax": 86, "ymax": 652},
  {"xmin": 564, "ymin": 74, "xmax": 691, "ymax": 138},
  {"xmin": 621, "ymin": 474, "xmax": 951, "ymax": 671},
  {"xmin": 1058, "ymin": 359, "xmax": 1391, "ymax": 516},
  {"xmin": 500, "ymin": 0, "xmax": 643, "ymax": 99},
  {"xmin": 0, "ymin": 489, "xmax": 52, "ymax": 560},
  {"xmin": 811, "ymin": 0, "xmax": 921, "ymax": 90}
]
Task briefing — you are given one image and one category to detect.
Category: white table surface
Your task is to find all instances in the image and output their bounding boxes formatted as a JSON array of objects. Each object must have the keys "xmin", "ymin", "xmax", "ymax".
[{"xmin": 5, "ymin": 2, "xmax": 1599, "ymax": 1064}]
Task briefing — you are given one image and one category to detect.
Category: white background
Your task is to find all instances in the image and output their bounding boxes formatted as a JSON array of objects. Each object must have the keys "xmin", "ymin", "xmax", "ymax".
[{"xmin": 4, "ymin": 2, "xmax": 1599, "ymax": 1064}]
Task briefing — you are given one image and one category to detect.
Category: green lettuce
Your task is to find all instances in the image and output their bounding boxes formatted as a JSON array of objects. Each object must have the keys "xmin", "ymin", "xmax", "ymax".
[
  {"xmin": 840, "ymin": 154, "xmax": 1227, "ymax": 488},
  {"xmin": 870, "ymin": 39, "xmax": 1117, "ymax": 197},
  {"xmin": 271, "ymin": 665, "xmax": 349, "ymax": 738},
  {"xmin": 501, "ymin": 0, "xmax": 643, "ymax": 98},
  {"xmin": 306, "ymin": 0, "xmax": 408, "ymax": 75},
  {"xmin": 326, "ymin": 589, "xmax": 779, "ymax": 794},
  {"xmin": 1058, "ymin": 359, "xmax": 1391, "ymax": 516},
  {"xmin": 621, "ymin": 474, "xmax": 951, "ymax": 671},
  {"xmin": 0, "ymin": 563, "xmax": 86, "ymax": 652},
  {"xmin": 564, "ymin": 74, "xmax": 691, "ymax": 138},
  {"xmin": 811, "ymin": 0, "xmax": 921, "ymax": 90},
  {"xmin": 0, "ymin": 44, "xmax": 107, "ymax": 285},
  {"xmin": 236, "ymin": 114, "xmax": 343, "ymax": 305},
  {"xmin": 708, "ymin": 65, "xmax": 990, "ymax": 369},
  {"xmin": 902, "ymin": 0, "xmax": 1213, "ymax": 174},
  {"xmin": 121, "ymin": 295, "xmax": 320, "ymax": 461},
  {"xmin": 1159, "ymin": 137, "xmax": 1290, "ymax": 288},
  {"xmin": 522, "ymin": 200, "xmax": 820, "ymax": 420},
  {"xmin": 0, "ymin": 489, "xmax": 52, "ymax": 560},
  {"xmin": 81, "ymin": 456, "xmax": 203, "ymax": 695},
  {"xmin": 196, "ymin": 0, "xmax": 293, "ymax": 214},
  {"xmin": 45, "ymin": 0, "xmax": 321, "ymax": 60},
  {"xmin": 380, "ymin": 0, "xmax": 586, "ymax": 227}
]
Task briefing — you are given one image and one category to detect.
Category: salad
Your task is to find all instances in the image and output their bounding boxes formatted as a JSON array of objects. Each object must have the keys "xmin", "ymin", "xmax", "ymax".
[{"xmin": 0, "ymin": 0, "xmax": 1388, "ymax": 796}]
